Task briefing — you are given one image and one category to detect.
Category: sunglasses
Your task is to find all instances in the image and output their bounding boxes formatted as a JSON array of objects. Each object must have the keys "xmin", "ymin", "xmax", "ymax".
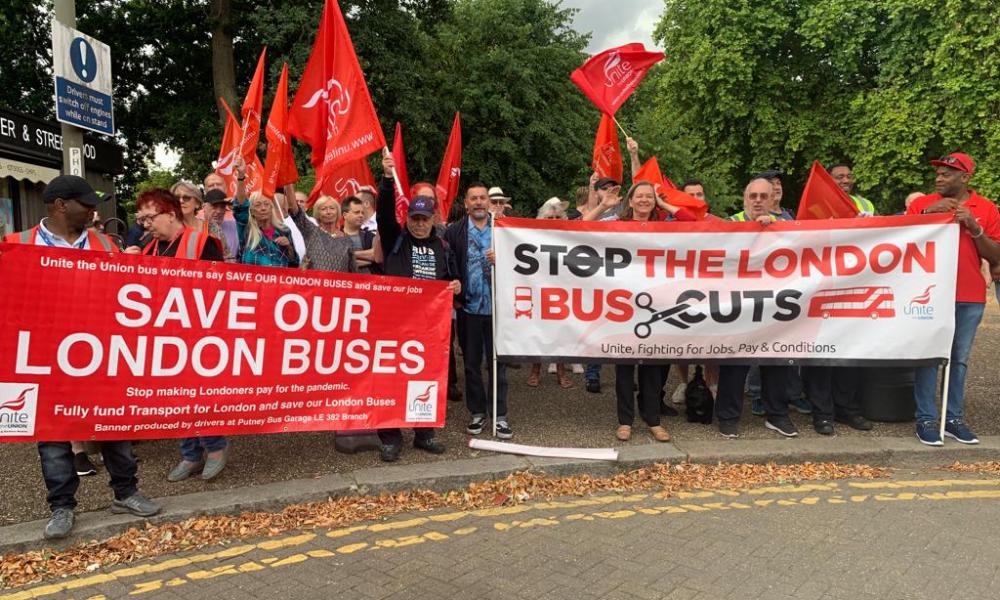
[{"xmin": 177, "ymin": 194, "xmax": 200, "ymax": 203}]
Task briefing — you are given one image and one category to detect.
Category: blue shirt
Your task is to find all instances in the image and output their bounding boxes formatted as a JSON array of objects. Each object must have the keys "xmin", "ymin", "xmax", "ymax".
[{"xmin": 464, "ymin": 218, "xmax": 493, "ymax": 315}]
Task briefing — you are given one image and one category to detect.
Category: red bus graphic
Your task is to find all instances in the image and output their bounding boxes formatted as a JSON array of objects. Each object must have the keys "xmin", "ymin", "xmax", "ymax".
[{"xmin": 808, "ymin": 286, "xmax": 895, "ymax": 319}]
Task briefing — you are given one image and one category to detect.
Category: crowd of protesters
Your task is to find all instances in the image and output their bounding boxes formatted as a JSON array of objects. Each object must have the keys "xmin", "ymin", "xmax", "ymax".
[{"xmin": 5, "ymin": 139, "xmax": 997, "ymax": 540}]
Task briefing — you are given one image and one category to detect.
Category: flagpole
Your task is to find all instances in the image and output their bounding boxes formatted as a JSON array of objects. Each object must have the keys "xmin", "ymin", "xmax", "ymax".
[
  {"xmin": 383, "ymin": 147, "xmax": 406, "ymax": 198},
  {"xmin": 612, "ymin": 116, "xmax": 630, "ymax": 139},
  {"xmin": 490, "ymin": 213, "xmax": 498, "ymax": 438}
]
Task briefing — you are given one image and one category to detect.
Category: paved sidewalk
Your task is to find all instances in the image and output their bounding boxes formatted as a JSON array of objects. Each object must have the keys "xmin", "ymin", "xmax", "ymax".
[{"xmin": 3, "ymin": 434, "xmax": 999, "ymax": 556}]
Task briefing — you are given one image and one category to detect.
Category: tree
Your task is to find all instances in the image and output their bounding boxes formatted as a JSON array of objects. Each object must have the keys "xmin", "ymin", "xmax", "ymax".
[{"xmin": 640, "ymin": 0, "xmax": 1000, "ymax": 214}]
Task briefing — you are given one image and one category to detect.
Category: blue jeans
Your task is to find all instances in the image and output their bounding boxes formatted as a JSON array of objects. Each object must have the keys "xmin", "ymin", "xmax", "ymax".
[
  {"xmin": 38, "ymin": 441, "xmax": 138, "ymax": 511},
  {"xmin": 180, "ymin": 436, "xmax": 228, "ymax": 462},
  {"xmin": 914, "ymin": 302, "xmax": 984, "ymax": 422}
]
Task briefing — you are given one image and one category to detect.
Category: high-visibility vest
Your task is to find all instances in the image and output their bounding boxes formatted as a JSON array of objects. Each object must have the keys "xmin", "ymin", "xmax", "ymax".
[
  {"xmin": 850, "ymin": 194, "xmax": 876, "ymax": 216},
  {"xmin": 729, "ymin": 211, "xmax": 748, "ymax": 222},
  {"xmin": 142, "ymin": 227, "xmax": 210, "ymax": 260},
  {"xmin": 4, "ymin": 226, "xmax": 119, "ymax": 252}
]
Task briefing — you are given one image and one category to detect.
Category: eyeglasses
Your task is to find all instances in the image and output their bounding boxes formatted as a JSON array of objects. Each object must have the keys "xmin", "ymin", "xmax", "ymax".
[
  {"xmin": 177, "ymin": 194, "xmax": 200, "ymax": 203},
  {"xmin": 135, "ymin": 212, "xmax": 164, "ymax": 226}
]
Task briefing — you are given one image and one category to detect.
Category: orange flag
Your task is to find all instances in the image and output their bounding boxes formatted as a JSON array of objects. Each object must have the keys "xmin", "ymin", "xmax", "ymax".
[
  {"xmin": 262, "ymin": 63, "xmax": 298, "ymax": 199},
  {"xmin": 634, "ymin": 156, "xmax": 708, "ymax": 219},
  {"xmin": 797, "ymin": 161, "xmax": 859, "ymax": 220},
  {"xmin": 592, "ymin": 113, "xmax": 622, "ymax": 182},
  {"xmin": 214, "ymin": 98, "xmax": 244, "ymax": 198},
  {"xmin": 435, "ymin": 112, "xmax": 462, "ymax": 220},
  {"xmin": 238, "ymin": 49, "xmax": 267, "ymax": 193}
]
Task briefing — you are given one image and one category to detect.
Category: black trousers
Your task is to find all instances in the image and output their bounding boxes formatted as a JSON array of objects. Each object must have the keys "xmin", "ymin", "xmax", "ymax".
[
  {"xmin": 801, "ymin": 366, "xmax": 863, "ymax": 421},
  {"xmin": 615, "ymin": 364, "xmax": 667, "ymax": 427},
  {"xmin": 378, "ymin": 428, "xmax": 434, "ymax": 447},
  {"xmin": 38, "ymin": 441, "xmax": 138, "ymax": 511},
  {"xmin": 457, "ymin": 311, "xmax": 508, "ymax": 418},
  {"xmin": 716, "ymin": 365, "xmax": 791, "ymax": 424}
]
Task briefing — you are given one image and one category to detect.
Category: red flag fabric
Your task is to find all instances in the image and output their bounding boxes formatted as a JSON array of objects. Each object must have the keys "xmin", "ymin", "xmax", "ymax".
[
  {"xmin": 797, "ymin": 161, "xmax": 859, "ymax": 220},
  {"xmin": 307, "ymin": 157, "xmax": 376, "ymax": 208},
  {"xmin": 238, "ymin": 49, "xmax": 267, "ymax": 194},
  {"xmin": 288, "ymin": 0, "xmax": 386, "ymax": 174},
  {"xmin": 391, "ymin": 122, "xmax": 411, "ymax": 226},
  {"xmin": 434, "ymin": 112, "xmax": 462, "ymax": 220},
  {"xmin": 571, "ymin": 43, "xmax": 665, "ymax": 115},
  {"xmin": 262, "ymin": 63, "xmax": 299, "ymax": 199},
  {"xmin": 633, "ymin": 156, "xmax": 708, "ymax": 220},
  {"xmin": 592, "ymin": 113, "xmax": 623, "ymax": 182},
  {"xmin": 215, "ymin": 99, "xmax": 244, "ymax": 198}
]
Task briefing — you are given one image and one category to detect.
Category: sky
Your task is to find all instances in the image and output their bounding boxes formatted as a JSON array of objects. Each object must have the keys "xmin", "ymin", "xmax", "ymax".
[{"xmin": 559, "ymin": 0, "xmax": 664, "ymax": 54}]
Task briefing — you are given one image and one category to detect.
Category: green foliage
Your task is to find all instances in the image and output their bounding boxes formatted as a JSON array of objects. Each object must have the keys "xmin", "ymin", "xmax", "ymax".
[{"xmin": 641, "ymin": 0, "xmax": 1000, "ymax": 215}]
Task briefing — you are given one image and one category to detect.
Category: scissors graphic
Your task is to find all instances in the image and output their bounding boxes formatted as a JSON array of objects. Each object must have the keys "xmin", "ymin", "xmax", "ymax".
[{"xmin": 633, "ymin": 292, "xmax": 692, "ymax": 338}]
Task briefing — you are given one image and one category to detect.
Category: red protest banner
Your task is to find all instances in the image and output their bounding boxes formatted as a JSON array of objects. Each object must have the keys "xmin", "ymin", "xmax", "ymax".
[{"xmin": 0, "ymin": 244, "xmax": 451, "ymax": 442}]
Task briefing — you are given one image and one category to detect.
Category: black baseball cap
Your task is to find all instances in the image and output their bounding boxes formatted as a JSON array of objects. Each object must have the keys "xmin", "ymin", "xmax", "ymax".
[
  {"xmin": 204, "ymin": 189, "xmax": 230, "ymax": 205},
  {"xmin": 42, "ymin": 175, "xmax": 109, "ymax": 206},
  {"xmin": 594, "ymin": 177, "xmax": 620, "ymax": 190},
  {"xmin": 409, "ymin": 195, "xmax": 437, "ymax": 217}
]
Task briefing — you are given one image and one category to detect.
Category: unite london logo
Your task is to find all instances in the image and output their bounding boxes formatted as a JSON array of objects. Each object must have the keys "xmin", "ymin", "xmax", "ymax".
[
  {"xmin": 0, "ymin": 383, "xmax": 39, "ymax": 437},
  {"xmin": 405, "ymin": 381, "xmax": 438, "ymax": 423}
]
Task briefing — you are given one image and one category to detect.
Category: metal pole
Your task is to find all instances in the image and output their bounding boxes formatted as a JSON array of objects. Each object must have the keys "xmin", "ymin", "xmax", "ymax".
[
  {"xmin": 54, "ymin": 0, "xmax": 86, "ymax": 177},
  {"xmin": 938, "ymin": 360, "xmax": 951, "ymax": 442}
]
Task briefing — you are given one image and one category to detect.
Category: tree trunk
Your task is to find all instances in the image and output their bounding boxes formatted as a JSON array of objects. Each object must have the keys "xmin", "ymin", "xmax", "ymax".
[{"xmin": 209, "ymin": 0, "xmax": 238, "ymax": 123}]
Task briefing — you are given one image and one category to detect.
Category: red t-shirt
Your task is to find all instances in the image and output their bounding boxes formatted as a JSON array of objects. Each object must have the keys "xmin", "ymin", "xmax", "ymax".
[{"xmin": 908, "ymin": 191, "xmax": 1000, "ymax": 303}]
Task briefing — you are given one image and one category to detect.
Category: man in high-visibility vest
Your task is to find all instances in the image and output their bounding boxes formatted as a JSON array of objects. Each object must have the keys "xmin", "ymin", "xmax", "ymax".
[
  {"xmin": 3, "ymin": 175, "xmax": 162, "ymax": 540},
  {"xmin": 829, "ymin": 163, "xmax": 876, "ymax": 216}
]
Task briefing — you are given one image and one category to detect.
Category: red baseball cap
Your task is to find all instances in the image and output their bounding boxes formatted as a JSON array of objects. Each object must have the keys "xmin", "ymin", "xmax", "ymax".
[{"xmin": 930, "ymin": 152, "xmax": 975, "ymax": 175}]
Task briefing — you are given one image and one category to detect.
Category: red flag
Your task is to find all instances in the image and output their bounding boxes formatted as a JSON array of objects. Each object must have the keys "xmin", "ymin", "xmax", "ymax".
[
  {"xmin": 633, "ymin": 157, "xmax": 708, "ymax": 220},
  {"xmin": 288, "ymin": 0, "xmax": 386, "ymax": 174},
  {"xmin": 571, "ymin": 43, "xmax": 665, "ymax": 115},
  {"xmin": 592, "ymin": 113, "xmax": 623, "ymax": 182},
  {"xmin": 238, "ymin": 49, "xmax": 267, "ymax": 193},
  {"xmin": 391, "ymin": 122, "xmax": 411, "ymax": 225},
  {"xmin": 435, "ymin": 112, "xmax": 462, "ymax": 219},
  {"xmin": 214, "ymin": 99, "xmax": 244, "ymax": 198},
  {"xmin": 797, "ymin": 161, "xmax": 859, "ymax": 220},
  {"xmin": 262, "ymin": 63, "xmax": 299, "ymax": 199},
  {"xmin": 307, "ymin": 157, "xmax": 376, "ymax": 208}
]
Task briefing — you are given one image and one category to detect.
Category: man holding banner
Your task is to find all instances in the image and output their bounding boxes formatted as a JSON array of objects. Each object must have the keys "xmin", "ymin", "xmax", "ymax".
[
  {"xmin": 907, "ymin": 153, "xmax": 1000, "ymax": 446},
  {"xmin": 376, "ymin": 154, "xmax": 461, "ymax": 461},
  {"xmin": 3, "ymin": 175, "xmax": 162, "ymax": 539}
]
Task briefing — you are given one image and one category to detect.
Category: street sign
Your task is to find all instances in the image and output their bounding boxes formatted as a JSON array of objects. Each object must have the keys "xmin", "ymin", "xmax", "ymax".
[{"xmin": 51, "ymin": 20, "xmax": 114, "ymax": 136}]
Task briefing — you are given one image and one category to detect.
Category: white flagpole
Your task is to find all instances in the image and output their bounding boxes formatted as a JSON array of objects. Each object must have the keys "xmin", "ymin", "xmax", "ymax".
[
  {"xmin": 384, "ymin": 147, "xmax": 406, "ymax": 198},
  {"xmin": 490, "ymin": 212, "xmax": 498, "ymax": 438},
  {"xmin": 938, "ymin": 360, "xmax": 951, "ymax": 442}
]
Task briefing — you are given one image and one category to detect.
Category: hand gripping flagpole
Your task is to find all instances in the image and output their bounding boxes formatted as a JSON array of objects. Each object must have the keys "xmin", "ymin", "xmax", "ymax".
[
  {"xmin": 938, "ymin": 359, "xmax": 951, "ymax": 442},
  {"xmin": 490, "ymin": 212, "xmax": 499, "ymax": 438},
  {"xmin": 384, "ymin": 147, "xmax": 406, "ymax": 198}
]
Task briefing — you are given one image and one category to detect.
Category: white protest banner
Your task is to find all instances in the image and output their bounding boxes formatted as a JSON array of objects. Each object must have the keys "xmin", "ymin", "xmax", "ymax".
[{"xmin": 494, "ymin": 214, "xmax": 958, "ymax": 365}]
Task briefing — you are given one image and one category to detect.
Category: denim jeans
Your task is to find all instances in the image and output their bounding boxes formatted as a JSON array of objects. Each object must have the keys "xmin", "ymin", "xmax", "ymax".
[
  {"xmin": 179, "ymin": 436, "xmax": 228, "ymax": 462},
  {"xmin": 914, "ymin": 302, "xmax": 984, "ymax": 423},
  {"xmin": 585, "ymin": 364, "xmax": 601, "ymax": 383},
  {"xmin": 38, "ymin": 441, "xmax": 138, "ymax": 511}
]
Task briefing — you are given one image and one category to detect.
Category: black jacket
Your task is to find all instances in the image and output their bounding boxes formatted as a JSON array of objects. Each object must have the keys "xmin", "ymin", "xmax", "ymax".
[{"xmin": 376, "ymin": 177, "xmax": 461, "ymax": 297}]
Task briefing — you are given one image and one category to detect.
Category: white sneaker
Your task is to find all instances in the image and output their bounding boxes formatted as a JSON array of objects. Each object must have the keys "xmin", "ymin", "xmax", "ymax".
[
  {"xmin": 547, "ymin": 363, "xmax": 557, "ymax": 374},
  {"xmin": 572, "ymin": 364, "xmax": 585, "ymax": 374},
  {"xmin": 671, "ymin": 383, "xmax": 687, "ymax": 404}
]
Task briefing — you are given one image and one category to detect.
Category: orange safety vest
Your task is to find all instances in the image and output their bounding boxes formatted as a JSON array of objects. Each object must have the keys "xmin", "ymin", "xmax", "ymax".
[
  {"xmin": 141, "ymin": 226, "xmax": 210, "ymax": 260},
  {"xmin": 3, "ymin": 226, "xmax": 119, "ymax": 252}
]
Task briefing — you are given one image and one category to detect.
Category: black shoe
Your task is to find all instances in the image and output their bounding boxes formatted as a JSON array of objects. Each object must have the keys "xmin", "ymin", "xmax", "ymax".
[
  {"xmin": 414, "ymin": 438, "xmax": 446, "ymax": 454},
  {"xmin": 585, "ymin": 380, "xmax": 601, "ymax": 394},
  {"xmin": 466, "ymin": 416, "xmax": 487, "ymax": 435},
  {"xmin": 719, "ymin": 421, "xmax": 740, "ymax": 439},
  {"xmin": 813, "ymin": 420, "xmax": 835, "ymax": 436},
  {"xmin": 835, "ymin": 414, "xmax": 873, "ymax": 431},
  {"xmin": 659, "ymin": 402, "xmax": 679, "ymax": 417},
  {"xmin": 495, "ymin": 420, "xmax": 514, "ymax": 440},
  {"xmin": 379, "ymin": 444, "xmax": 401, "ymax": 462},
  {"xmin": 74, "ymin": 452, "xmax": 97, "ymax": 476},
  {"xmin": 765, "ymin": 417, "xmax": 799, "ymax": 438}
]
